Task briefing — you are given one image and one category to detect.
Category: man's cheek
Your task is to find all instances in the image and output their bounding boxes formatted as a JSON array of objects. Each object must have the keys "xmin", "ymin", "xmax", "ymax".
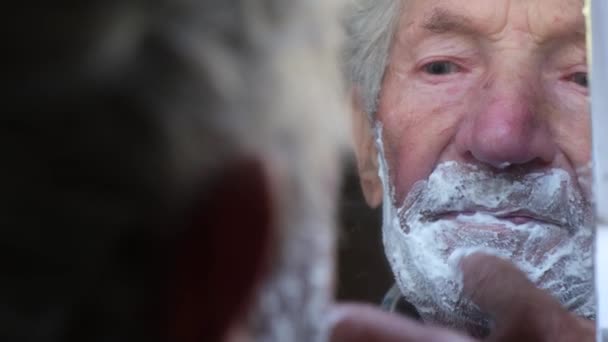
[
  {"xmin": 376, "ymin": 81, "xmax": 473, "ymax": 203},
  {"xmin": 390, "ymin": 149, "xmax": 437, "ymax": 203},
  {"xmin": 385, "ymin": 131, "xmax": 449, "ymax": 204},
  {"xmin": 387, "ymin": 119, "xmax": 463, "ymax": 203},
  {"xmin": 557, "ymin": 124, "xmax": 591, "ymax": 166},
  {"xmin": 375, "ymin": 118, "xmax": 424, "ymax": 203},
  {"xmin": 540, "ymin": 98, "xmax": 591, "ymax": 190}
]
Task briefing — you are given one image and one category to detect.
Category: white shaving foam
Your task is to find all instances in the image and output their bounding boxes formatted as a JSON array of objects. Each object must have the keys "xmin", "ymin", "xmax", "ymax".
[{"xmin": 375, "ymin": 124, "xmax": 595, "ymax": 335}]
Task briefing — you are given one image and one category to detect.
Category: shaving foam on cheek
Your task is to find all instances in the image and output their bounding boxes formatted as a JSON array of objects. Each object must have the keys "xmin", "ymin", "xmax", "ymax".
[
  {"xmin": 374, "ymin": 124, "xmax": 595, "ymax": 334},
  {"xmin": 375, "ymin": 124, "xmax": 477, "ymax": 317}
]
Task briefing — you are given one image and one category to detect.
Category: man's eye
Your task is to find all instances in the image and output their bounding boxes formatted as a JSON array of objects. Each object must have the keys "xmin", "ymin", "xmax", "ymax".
[
  {"xmin": 423, "ymin": 61, "xmax": 460, "ymax": 75},
  {"xmin": 569, "ymin": 72, "xmax": 588, "ymax": 88}
]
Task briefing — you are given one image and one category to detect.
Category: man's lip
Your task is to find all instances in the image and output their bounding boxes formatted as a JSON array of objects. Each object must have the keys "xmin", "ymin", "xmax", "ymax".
[{"xmin": 428, "ymin": 209, "xmax": 565, "ymax": 227}]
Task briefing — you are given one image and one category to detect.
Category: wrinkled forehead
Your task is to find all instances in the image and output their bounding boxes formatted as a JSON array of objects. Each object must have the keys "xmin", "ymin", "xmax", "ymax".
[{"xmin": 398, "ymin": 0, "xmax": 585, "ymax": 44}]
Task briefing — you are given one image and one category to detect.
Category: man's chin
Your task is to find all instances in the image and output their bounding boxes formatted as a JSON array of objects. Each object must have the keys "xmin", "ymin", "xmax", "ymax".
[
  {"xmin": 392, "ymin": 217, "xmax": 593, "ymax": 338},
  {"xmin": 381, "ymin": 161, "xmax": 594, "ymax": 338}
]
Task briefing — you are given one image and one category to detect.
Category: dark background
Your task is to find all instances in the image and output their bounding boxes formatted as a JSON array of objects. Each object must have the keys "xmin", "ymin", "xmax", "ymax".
[{"xmin": 336, "ymin": 158, "xmax": 393, "ymax": 304}]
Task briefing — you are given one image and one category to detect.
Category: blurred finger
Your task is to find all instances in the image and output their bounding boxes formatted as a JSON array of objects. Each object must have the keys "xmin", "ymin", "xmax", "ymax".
[
  {"xmin": 459, "ymin": 253, "xmax": 558, "ymax": 321},
  {"xmin": 329, "ymin": 303, "xmax": 476, "ymax": 342},
  {"xmin": 459, "ymin": 253, "xmax": 592, "ymax": 341}
]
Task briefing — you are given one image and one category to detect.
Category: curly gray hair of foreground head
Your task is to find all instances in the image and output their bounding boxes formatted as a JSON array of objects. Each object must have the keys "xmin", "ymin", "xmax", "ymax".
[
  {"xmin": 3, "ymin": 0, "xmax": 347, "ymax": 341},
  {"xmin": 343, "ymin": 0, "xmax": 402, "ymax": 116}
]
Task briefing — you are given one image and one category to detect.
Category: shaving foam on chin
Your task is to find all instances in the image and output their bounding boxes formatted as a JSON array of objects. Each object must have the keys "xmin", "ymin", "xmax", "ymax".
[{"xmin": 373, "ymin": 123, "xmax": 595, "ymax": 335}]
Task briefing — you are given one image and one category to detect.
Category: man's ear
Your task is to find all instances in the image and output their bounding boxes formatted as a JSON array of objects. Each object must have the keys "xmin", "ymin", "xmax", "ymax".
[
  {"xmin": 169, "ymin": 159, "xmax": 273, "ymax": 342},
  {"xmin": 351, "ymin": 91, "xmax": 383, "ymax": 208}
]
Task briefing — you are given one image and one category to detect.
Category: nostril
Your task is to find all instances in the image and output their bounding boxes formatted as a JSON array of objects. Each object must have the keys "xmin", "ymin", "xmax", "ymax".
[
  {"xmin": 461, "ymin": 151, "xmax": 479, "ymax": 165},
  {"xmin": 474, "ymin": 157, "xmax": 552, "ymax": 173}
]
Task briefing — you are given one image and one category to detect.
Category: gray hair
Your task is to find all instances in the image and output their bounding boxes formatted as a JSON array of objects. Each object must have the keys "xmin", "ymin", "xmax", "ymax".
[{"xmin": 343, "ymin": 0, "xmax": 402, "ymax": 116}]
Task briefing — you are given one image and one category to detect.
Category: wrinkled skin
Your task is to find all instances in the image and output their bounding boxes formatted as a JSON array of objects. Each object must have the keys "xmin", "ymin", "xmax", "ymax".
[
  {"xmin": 352, "ymin": 0, "xmax": 594, "ymax": 340},
  {"xmin": 377, "ymin": 0, "xmax": 589, "ymax": 205}
]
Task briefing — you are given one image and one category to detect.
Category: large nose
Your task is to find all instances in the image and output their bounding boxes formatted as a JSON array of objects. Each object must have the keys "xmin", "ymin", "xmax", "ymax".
[{"xmin": 455, "ymin": 75, "xmax": 556, "ymax": 169}]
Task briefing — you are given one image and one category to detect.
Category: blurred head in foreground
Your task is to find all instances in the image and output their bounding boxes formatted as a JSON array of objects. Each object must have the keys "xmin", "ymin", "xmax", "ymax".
[{"xmin": 3, "ymin": 1, "xmax": 347, "ymax": 341}]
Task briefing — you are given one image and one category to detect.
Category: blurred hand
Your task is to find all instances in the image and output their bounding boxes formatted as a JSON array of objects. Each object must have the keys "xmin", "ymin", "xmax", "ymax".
[
  {"xmin": 329, "ymin": 303, "xmax": 474, "ymax": 342},
  {"xmin": 329, "ymin": 253, "xmax": 594, "ymax": 342},
  {"xmin": 460, "ymin": 253, "xmax": 595, "ymax": 342}
]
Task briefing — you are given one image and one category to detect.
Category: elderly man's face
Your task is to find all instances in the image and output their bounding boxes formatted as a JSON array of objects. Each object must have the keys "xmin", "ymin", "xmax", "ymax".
[
  {"xmin": 355, "ymin": 0, "xmax": 593, "ymax": 335},
  {"xmin": 380, "ymin": 0, "xmax": 588, "ymax": 202}
]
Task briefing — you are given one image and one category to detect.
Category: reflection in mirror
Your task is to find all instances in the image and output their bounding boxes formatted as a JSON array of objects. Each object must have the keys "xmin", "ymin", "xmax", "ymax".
[
  {"xmin": 588, "ymin": 0, "xmax": 608, "ymax": 341},
  {"xmin": 338, "ymin": 0, "xmax": 595, "ymax": 339}
]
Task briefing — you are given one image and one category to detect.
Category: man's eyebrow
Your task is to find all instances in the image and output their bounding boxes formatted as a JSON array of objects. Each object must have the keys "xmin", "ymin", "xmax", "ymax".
[
  {"xmin": 420, "ymin": 8, "xmax": 586, "ymax": 45},
  {"xmin": 421, "ymin": 8, "xmax": 475, "ymax": 34}
]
